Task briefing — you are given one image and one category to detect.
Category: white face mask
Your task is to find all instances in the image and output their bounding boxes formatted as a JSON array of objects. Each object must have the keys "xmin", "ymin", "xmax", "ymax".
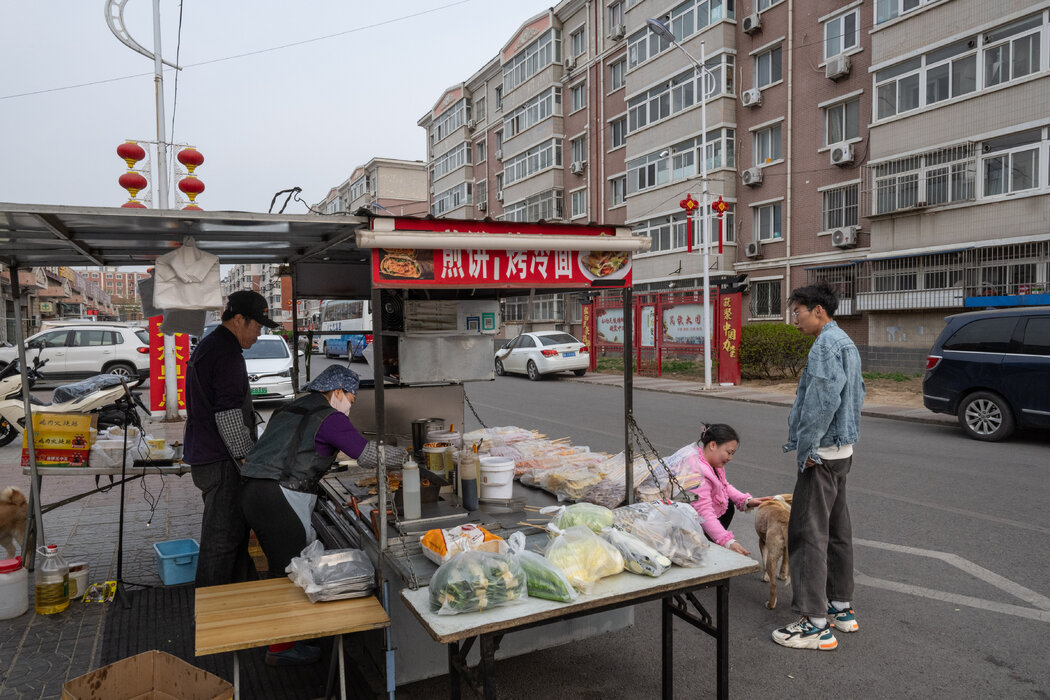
[{"xmin": 330, "ymin": 390, "xmax": 353, "ymax": 416}]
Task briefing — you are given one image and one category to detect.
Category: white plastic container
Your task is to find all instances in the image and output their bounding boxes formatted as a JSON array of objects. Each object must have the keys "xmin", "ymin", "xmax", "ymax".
[
  {"xmin": 68, "ymin": 561, "xmax": 89, "ymax": 600},
  {"xmin": 479, "ymin": 457, "xmax": 515, "ymax": 500},
  {"xmin": 0, "ymin": 556, "xmax": 29, "ymax": 619},
  {"xmin": 402, "ymin": 457, "xmax": 421, "ymax": 520}
]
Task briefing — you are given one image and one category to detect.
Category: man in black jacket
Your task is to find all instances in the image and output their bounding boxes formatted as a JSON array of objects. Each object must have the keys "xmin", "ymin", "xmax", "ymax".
[{"xmin": 185, "ymin": 290, "xmax": 277, "ymax": 587}]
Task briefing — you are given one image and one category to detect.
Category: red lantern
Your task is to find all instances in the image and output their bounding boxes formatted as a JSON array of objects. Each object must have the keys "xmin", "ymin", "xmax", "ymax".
[
  {"xmin": 178, "ymin": 176, "xmax": 205, "ymax": 202},
  {"xmin": 182, "ymin": 204, "xmax": 202, "ymax": 211},
  {"xmin": 177, "ymin": 147, "xmax": 204, "ymax": 174},
  {"xmin": 121, "ymin": 201, "xmax": 148, "ymax": 209},
  {"xmin": 117, "ymin": 141, "xmax": 146, "ymax": 169},
  {"xmin": 119, "ymin": 171, "xmax": 148, "ymax": 197}
]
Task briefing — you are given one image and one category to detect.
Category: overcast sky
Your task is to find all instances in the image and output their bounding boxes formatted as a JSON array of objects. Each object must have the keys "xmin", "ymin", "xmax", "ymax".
[{"xmin": 1, "ymin": 0, "xmax": 554, "ymax": 216}]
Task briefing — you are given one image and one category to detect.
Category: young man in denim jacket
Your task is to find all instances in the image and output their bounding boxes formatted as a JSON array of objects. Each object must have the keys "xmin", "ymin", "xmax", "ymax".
[{"xmin": 772, "ymin": 282, "xmax": 865, "ymax": 651}]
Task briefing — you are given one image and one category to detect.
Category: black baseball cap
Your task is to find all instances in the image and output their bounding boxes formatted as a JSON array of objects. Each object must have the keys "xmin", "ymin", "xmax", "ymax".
[{"xmin": 225, "ymin": 290, "xmax": 279, "ymax": 329}]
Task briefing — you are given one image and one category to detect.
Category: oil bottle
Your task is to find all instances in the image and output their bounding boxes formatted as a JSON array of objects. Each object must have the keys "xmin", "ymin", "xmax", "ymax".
[
  {"xmin": 460, "ymin": 442, "xmax": 480, "ymax": 511},
  {"xmin": 35, "ymin": 544, "xmax": 70, "ymax": 615}
]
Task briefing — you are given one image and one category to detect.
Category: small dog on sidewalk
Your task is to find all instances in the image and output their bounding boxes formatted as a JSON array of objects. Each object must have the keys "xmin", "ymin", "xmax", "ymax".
[
  {"xmin": 0, "ymin": 486, "xmax": 29, "ymax": 559},
  {"xmin": 754, "ymin": 494, "xmax": 792, "ymax": 610}
]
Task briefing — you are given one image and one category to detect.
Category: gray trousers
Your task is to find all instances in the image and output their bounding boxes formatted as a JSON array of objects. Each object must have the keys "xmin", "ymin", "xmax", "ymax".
[
  {"xmin": 787, "ymin": 455, "xmax": 855, "ymax": 618},
  {"xmin": 191, "ymin": 459, "xmax": 257, "ymax": 587}
]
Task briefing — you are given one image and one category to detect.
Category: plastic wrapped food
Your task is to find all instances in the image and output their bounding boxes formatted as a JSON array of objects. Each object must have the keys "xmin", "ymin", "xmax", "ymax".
[
  {"xmin": 286, "ymin": 540, "xmax": 376, "ymax": 602},
  {"xmin": 633, "ymin": 444, "xmax": 703, "ymax": 502},
  {"xmin": 544, "ymin": 525, "xmax": 625, "ymax": 593},
  {"xmin": 600, "ymin": 528, "xmax": 672, "ymax": 577},
  {"xmin": 420, "ymin": 525, "xmax": 506, "ymax": 566},
  {"xmin": 579, "ymin": 452, "xmax": 653, "ymax": 509},
  {"xmin": 613, "ymin": 501, "xmax": 709, "ymax": 567},
  {"xmin": 507, "ymin": 532, "xmax": 576, "ymax": 603},
  {"xmin": 540, "ymin": 503, "xmax": 614, "ymax": 533},
  {"xmin": 535, "ymin": 464, "xmax": 603, "ymax": 501},
  {"xmin": 428, "ymin": 550, "xmax": 528, "ymax": 615}
]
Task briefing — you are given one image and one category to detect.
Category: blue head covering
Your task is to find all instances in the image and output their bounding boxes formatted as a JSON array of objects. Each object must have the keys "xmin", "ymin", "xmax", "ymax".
[{"xmin": 303, "ymin": 365, "xmax": 361, "ymax": 395}]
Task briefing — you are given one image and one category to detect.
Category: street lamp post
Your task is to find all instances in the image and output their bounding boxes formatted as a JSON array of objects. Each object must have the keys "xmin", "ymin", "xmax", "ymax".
[{"xmin": 646, "ymin": 18, "xmax": 716, "ymax": 390}]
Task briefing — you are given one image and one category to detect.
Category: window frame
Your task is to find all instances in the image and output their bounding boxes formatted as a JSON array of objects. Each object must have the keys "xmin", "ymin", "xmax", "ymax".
[
  {"xmin": 752, "ymin": 200, "xmax": 784, "ymax": 241},
  {"xmin": 570, "ymin": 26, "xmax": 586, "ymax": 57},
  {"xmin": 823, "ymin": 8, "xmax": 860, "ymax": 60},
  {"xmin": 823, "ymin": 98, "xmax": 861, "ymax": 146},
  {"xmin": 754, "ymin": 44, "xmax": 783, "ymax": 89},
  {"xmin": 570, "ymin": 187, "xmax": 588, "ymax": 219},
  {"xmin": 821, "ymin": 183, "xmax": 860, "ymax": 231},
  {"xmin": 569, "ymin": 80, "xmax": 587, "ymax": 113},
  {"xmin": 753, "ymin": 122, "xmax": 783, "ymax": 166},
  {"xmin": 750, "ymin": 279, "xmax": 782, "ymax": 319}
]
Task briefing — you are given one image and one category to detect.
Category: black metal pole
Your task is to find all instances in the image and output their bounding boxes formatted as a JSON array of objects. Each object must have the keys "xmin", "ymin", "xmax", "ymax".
[
  {"xmin": 623, "ymin": 286, "xmax": 633, "ymax": 504},
  {"xmin": 289, "ymin": 269, "xmax": 300, "ymax": 391},
  {"xmin": 662, "ymin": 597, "xmax": 674, "ymax": 698},
  {"xmin": 11, "ymin": 266, "xmax": 45, "ymax": 556},
  {"xmin": 717, "ymin": 582, "xmax": 729, "ymax": 700}
]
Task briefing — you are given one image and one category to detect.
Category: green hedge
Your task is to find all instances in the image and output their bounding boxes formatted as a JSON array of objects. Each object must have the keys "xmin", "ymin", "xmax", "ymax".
[{"xmin": 739, "ymin": 323, "xmax": 813, "ymax": 379}]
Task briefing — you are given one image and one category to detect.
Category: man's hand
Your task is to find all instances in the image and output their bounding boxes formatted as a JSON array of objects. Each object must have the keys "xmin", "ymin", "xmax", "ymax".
[{"xmin": 805, "ymin": 457, "xmax": 818, "ymax": 468}]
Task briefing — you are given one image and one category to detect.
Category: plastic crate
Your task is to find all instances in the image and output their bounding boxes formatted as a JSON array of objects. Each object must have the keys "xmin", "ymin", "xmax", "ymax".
[{"xmin": 152, "ymin": 539, "xmax": 199, "ymax": 586}]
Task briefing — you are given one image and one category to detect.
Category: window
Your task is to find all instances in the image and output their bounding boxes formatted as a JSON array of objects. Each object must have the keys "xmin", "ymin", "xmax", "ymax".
[
  {"xmin": 571, "ymin": 189, "xmax": 587, "ymax": 218},
  {"xmin": 476, "ymin": 179, "xmax": 488, "ymax": 207},
  {"xmin": 876, "ymin": 0, "xmax": 940, "ymax": 25},
  {"xmin": 432, "ymin": 142, "xmax": 472, "ymax": 179},
  {"xmin": 875, "ymin": 58, "xmax": 920, "ymax": 119},
  {"xmin": 571, "ymin": 136, "xmax": 586, "ymax": 164},
  {"xmin": 504, "ymin": 87, "xmax": 561, "ymax": 139},
  {"xmin": 822, "ymin": 184, "xmax": 859, "ymax": 230},
  {"xmin": 503, "ymin": 189, "xmax": 564, "ymax": 222},
  {"xmin": 570, "ymin": 81, "xmax": 587, "ymax": 112},
  {"xmin": 609, "ymin": 58, "xmax": 626, "ymax": 90},
  {"xmin": 495, "ymin": 130, "xmax": 504, "ymax": 152},
  {"xmin": 627, "ymin": 0, "xmax": 735, "ymax": 68},
  {"xmin": 627, "ymin": 151, "xmax": 670, "ymax": 195},
  {"xmin": 32, "ymin": 330, "xmax": 68, "ymax": 348},
  {"xmin": 753, "ymin": 202, "xmax": 783, "ymax": 240},
  {"xmin": 503, "ymin": 28, "xmax": 561, "ymax": 93},
  {"xmin": 495, "ymin": 85, "xmax": 503, "ymax": 111},
  {"xmin": 632, "ymin": 214, "xmax": 688, "ymax": 253},
  {"xmin": 824, "ymin": 9, "xmax": 859, "ymax": 60},
  {"xmin": 1021, "ymin": 318, "xmax": 1050, "ymax": 355},
  {"xmin": 476, "ymin": 140, "xmax": 486, "ymax": 162},
  {"xmin": 431, "ymin": 98, "xmax": 471, "ymax": 144},
  {"xmin": 570, "ymin": 27, "xmax": 586, "ymax": 57},
  {"xmin": 625, "ymin": 128, "xmax": 734, "ymax": 195},
  {"xmin": 982, "ymin": 130, "xmax": 1040, "ymax": 196},
  {"xmin": 610, "ymin": 176, "xmax": 627, "ymax": 206},
  {"xmin": 758, "ymin": 0, "xmax": 780, "ymax": 9},
  {"xmin": 72, "ymin": 330, "xmax": 117, "ymax": 347},
  {"xmin": 750, "ymin": 280, "xmax": 781, "ymax": 318},
  {"xmin": 503, "ymin": 138, "xmax": 563, "ymax": 186},
  {"xmin": 869, "ymin": 144, "xmax": 976, "ymax": 214},
  {"xmin": 824, "ymin": 98, "xmax": 860, "ymax": 145},
  {"xmin": 627, "ymin": 54, "xmax": 733, "ymax": 133},
  {"xmin": 609, "ymin": 1, "xmax": 625, "ymax": 32},
  {"xmin": 754, "ymin": 123, "xmax": 782, "ymax": 164},
  {"xmin": 700, "ymin": 204, "xmax": 735, "ymax": 244},
  {"xmin": 431, "ymin": 182, "xmax": 472, "ymax": 215},
  {"xmin": 943, "ymin": 318, "xmax": 1018, "ymax": 352},
  {"xmin": 610, "ymin": 116, "xmax": 627, "ymax": 148},
  {"xmin": 474, "ymin": 97, "xmax": 486, "ymax": 123},
  {"xmin": 925, "ymin": 39, "xmax": 977, "ymax": 105},
  {"xmin": 755, "ymin": 45, "xmax": 782, "ymax": 88},
  {"xmin": 983, "ymin": 15, "xmax": 1042, "ymax": 88}
]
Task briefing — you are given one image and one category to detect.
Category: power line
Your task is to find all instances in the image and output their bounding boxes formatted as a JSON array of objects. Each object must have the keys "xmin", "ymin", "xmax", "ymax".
[{"xmin": 169, "ymin": 0, "xmax": 184, "ymax": 146}]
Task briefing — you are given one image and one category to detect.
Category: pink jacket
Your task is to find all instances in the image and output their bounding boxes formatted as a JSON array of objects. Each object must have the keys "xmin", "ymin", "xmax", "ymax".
[{"xmin": 683, "ymin": 446, "xmax": 752, "ymax": 547}]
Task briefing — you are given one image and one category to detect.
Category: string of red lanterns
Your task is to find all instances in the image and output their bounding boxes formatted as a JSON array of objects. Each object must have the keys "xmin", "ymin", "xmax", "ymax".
[{"xmin": 177, "ymin": 147, "xmax": 205, "ymax": 210}]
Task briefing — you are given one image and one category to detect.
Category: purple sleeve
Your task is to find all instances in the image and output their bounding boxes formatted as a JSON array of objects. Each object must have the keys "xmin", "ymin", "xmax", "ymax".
[{"xmin": 314, "ymin": 412, "xmax": 369, "ymax": 459}]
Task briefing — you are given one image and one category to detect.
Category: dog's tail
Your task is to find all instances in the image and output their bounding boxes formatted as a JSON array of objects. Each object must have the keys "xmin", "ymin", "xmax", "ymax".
[{"xmin": 1, "ymin": 486, "xmax": 27, "ymax": 506}]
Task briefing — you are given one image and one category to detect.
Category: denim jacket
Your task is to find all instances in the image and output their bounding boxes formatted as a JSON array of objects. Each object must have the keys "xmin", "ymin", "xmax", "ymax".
[{"xmin": 783, "ymin": 321, "xmax": 865, "ymax": 472}]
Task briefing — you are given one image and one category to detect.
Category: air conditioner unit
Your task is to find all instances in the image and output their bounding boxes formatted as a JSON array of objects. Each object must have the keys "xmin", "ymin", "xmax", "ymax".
[
  {"xmin": 564, "ymin": 56, "xmax": 577, "ymax": 70},
  {"xmin": 831, "ymin": 226, "xmax": 859, "ymax": 249},
  {"xmin": 611, "ymin": 24, "xmax": 626, "ymax": 40},
  {"xmin": 477, "ymin": 201, "xmax": 487, "ymax": 212},
  {"xmin": 741, "ymin": 88, "xmax": 762, "ymax": 108},
  {"xmin": 826, "ymin": 54, "xmax": 851, "ymax": 80},
  {"xmin": 742, "ymin": 167, "xmax": 763, "ymax": 186},
  {"xmin": 466, "ymin": 119, "xmax": 476, "ymax": 130},
  {"xmin": 570, "ymin": 160, "xmax": 587, "ymax": 174},
  {"xmin": 745, "ymin": 241, "xmax": 762, "ymax": 258},
  {"xmin": 496, "ymin": 190, "xmax": 504, "ymax": 202},
  {"xmin": 496, "ymin": 148, "xmax": 503, "ymax": 160},
  {"xmin": 830, "ymin": 142, "xmax": 855, "ymax": 166},
  {"xmin": 742, "ymin": 13, "xmax": 762, "ymax": 34}
]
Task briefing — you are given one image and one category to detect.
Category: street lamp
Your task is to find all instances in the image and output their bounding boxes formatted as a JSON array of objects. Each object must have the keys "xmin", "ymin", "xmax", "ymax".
[{"xmin": 646, "ymin": 18, "xmax": 717, "ymax": 390}]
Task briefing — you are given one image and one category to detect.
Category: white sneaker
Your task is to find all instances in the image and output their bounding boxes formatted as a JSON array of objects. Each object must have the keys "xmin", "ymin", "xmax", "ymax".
[
  {"xmin": 772, "ymin": 617, "xmax": 838, "ymax": 650},
  {"xmin": 827, "ymin": 605, "xmax": 859, "ymax": 633}
]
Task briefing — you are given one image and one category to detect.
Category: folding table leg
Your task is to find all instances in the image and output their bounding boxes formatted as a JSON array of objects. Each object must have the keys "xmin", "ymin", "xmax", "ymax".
[
  {"xmin": 716, "ymin": 583, "xmax": 729, "ymax": 700},
  {"xmin": 448, "ymin": 642, "xmax": 461, "ymax": 700},
  {"xmin": 338, "ymin": 635, "xmax": 347, "ymax": 700},
  {"xmin": 233, "ymin": 652, "xmax": 240, "ymax": 700},
  {"xmin": 479, "ymin": 634, "xmax": 498, "ymax": 700},
  {"xmin": 662, "ymin": 597, "xmax": 674, "ymax": 699}
]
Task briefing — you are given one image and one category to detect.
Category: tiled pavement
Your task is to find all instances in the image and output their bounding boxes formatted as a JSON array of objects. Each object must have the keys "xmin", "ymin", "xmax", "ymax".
[{"xmin": 0, "ymin": 376, "xmax": 948, "ymax": 699}]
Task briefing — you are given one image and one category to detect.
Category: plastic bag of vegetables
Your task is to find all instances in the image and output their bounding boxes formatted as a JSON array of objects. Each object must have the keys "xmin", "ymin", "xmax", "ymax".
[
  {"xmin": 617, "ymin": 501, "xmax": 709, "ymax": 567},
  {"xmin": 544, "ymin": 525, "xmax": 624, "ymax": 593},
  {"xmin": 428, "ymin": 550, "xmax": 528, "ymax": 615},
  {"xmin": 600, "ymin": 527, "xmax": 672, "ymax": 577},
  {"xmin": 540, "ymin": 503, "xmax": 614, "ymax": 533},
  {"xmin": 507, "ymin": 532, "xmax": 577, "ymax": 603}
]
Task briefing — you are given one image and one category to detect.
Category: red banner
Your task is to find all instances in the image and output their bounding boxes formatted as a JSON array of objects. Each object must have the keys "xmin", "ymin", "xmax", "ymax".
[
  {"xmin": 717, "ymin": 293, "xmax": 742, "ymax": 385},
  {"xmin": 372, "ymin": 248, "xmax": 632, "ymax": 289},
  {"xmin": 148, "ymin": 316, "xmax": 189, "ymax": 412}
]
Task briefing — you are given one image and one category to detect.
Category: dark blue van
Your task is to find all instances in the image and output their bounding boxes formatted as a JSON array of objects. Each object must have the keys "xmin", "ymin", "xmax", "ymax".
[{"xmin": 923, "ymin": 307, "xmax": 1050, "ymax": 441}]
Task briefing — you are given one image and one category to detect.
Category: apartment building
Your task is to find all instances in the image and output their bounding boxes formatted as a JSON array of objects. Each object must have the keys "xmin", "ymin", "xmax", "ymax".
[
  {"xmin": 315, "ymin": 158, "xmax": 428, "ymax": 217},
  {"xmin": 416, "ymin": 0, "xmax": 1050, "ymax": 370}
]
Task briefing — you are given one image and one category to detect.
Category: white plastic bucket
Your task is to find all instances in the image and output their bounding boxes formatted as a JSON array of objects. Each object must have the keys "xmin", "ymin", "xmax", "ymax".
[
  {"xmin": 479, "ymin": 457, "xmax": 515, "ymax": 500},
  {"xmin": 0, "ymin": 557, "xmax": 29, "ymax": 619}
]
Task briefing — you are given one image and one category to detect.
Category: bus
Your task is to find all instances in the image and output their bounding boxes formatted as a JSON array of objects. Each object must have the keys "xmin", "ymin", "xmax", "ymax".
[{"xmin": 319, "ymin": 300, "xmax": 372, "ymax": 359}]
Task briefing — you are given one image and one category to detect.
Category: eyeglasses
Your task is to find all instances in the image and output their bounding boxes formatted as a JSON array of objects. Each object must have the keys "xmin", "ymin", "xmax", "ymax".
[{"xmin": 790, "ymin": 310, "xmax": 801, "ymax": 320}]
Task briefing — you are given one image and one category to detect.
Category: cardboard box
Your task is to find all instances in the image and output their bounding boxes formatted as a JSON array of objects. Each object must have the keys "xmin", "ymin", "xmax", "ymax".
[
  {"xmin": 22, "ymin": 412, "xmax": 95, "ymax": 468},
  {"xmin": 62, "ymin": 650, "xmax": 232, "ymax": 700}
]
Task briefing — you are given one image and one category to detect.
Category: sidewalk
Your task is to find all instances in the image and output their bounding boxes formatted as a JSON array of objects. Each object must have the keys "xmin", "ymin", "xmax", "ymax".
[{"xmin": 0, "ymin": 378, "xmax": 950, "ymax": 699}]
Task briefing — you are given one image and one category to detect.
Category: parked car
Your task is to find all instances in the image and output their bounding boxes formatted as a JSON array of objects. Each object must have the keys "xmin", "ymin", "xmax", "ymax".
[
  {"xmin": 244, "ymin": 336, "xmax": 297, "ymax": 402},
  {"xmin": 495, "ymin": 331, "xmax": 590, "ymax": 380},
  {"xmin": 923, "ymin": 306, "xmax": 1050, "ymax": 441},
  {"xmin": 0, "ymin": 324, "xmax": 149, "ymax": 381}
]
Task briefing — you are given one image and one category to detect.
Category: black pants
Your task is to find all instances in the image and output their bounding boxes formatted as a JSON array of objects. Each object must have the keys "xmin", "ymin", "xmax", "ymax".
[
  {"xmin": 191, "ymin": 459, "xmax": 256, "ymax": 587},
  {"xmin": 240, "ymin": 478, "xmax": 308, "ymax": 578}
]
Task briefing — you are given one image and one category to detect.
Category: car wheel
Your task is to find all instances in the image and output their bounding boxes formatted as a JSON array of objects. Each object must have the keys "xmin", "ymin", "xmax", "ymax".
[
  {"xmin": 573, "ymin": 369, "xmax": 586, "ymax": 377},
  {"xmin": 958, "ymin": 391, "xmax": 1015, "ymax": 441},
  {"xmin": 527, "ymin": 360, "xmax": 541, "ymax": 381},
  {"xmin": 495, "ymin": 359, "xmax": 505, "ymax": 376},
  {"xmin": 0, "ymin": 418, "xmax": 18, "ymax": 447},
  {"xmin": 105, "ymin": 362, "xmax": 137, "ymax": 380}
]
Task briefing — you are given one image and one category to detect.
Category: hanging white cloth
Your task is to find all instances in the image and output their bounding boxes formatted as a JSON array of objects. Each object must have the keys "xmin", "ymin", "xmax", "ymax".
[{"xmin": 152, "ymin": 237, "xmax": 223, "ymax": 310}]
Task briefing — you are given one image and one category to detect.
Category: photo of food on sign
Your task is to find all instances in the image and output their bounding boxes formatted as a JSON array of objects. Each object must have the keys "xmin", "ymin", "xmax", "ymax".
[
  {"xmin": 578, "ymin": 251, "xmax": 631, "ymax": 281},
  {"xmin": 378, "ymin": 248, "xmax": 434, "ymax": 281}
]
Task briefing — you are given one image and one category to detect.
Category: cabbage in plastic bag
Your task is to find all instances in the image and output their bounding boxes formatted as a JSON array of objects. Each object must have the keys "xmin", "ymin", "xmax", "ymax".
[
  {"xmin": 544, "ymin": 525, "xmax": 624, "ymax": 593},
  {"xmin": 600, "ymin": 527, "xmax": 672, "ymax": 577},
  {"xmin": 541, "ymin": 503, "xmax": 614, "ymax": 533},
  {"xmin": 507, "ymin": 532, "xmax": 576, "ymax": 603}
]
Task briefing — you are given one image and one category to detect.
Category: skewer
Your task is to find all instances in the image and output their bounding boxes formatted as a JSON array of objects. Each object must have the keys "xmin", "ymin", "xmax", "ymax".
[{"xmin": 517, "ymin": 521, "xmax": 548, "ymax": 531}]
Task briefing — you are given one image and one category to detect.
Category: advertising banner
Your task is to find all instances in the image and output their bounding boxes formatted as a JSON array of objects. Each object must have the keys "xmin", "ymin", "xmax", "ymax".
[
  {"xmin": 148, "ymin": 316, "xmax": 189, "ymax": 413},
  {"xmin": 661, "ymin": 303, "xmax": 706, "ymax": 346},
  {"xmin": 640, "ymin": 305, "xmax": 656, "ymax": 347},
  {"xmin": 717, "ymin": 293, "xmax": 742, "ymax": 385},
  {"xmin": 595, "ymin": 307, "xmax": 625, "ymax": 344},
  {"xmin": 21, "ymin": 412, "xmax": 95, "ymax": 467}
]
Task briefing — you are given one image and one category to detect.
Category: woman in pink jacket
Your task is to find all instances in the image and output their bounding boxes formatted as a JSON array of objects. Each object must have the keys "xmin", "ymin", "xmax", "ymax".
[{"xmin": 685, "ymin": 423, "xmax": 770, "ymax": 555}]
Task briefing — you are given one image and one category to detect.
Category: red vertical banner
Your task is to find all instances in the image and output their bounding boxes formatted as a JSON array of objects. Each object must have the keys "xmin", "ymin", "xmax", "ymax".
[
  {"xmin": 717, "ymin": 293, "xmax": 742, "ymax": 385},
  {"xmin": 581, "ymin": 303, "xmax": 595, "ymax": 371},
  {"xmin": 149, "ymin": 316, "xmax": 189, "ymax": 413}
]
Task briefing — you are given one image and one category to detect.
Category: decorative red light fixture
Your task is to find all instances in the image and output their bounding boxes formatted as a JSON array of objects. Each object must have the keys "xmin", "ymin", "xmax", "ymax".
[
  {"xmin": 119, "ymin": 171, "xmax": 148, "ymax": 198},
  {"xmin": 177, "ymin": 146, "xmax": 204, "ymax": 174},
  {"xmin": 182, "ymin": 204, "xmax": 202, "ymax": 211},
  {"xmin": 178, "ymin": 176, "xmax": 205, "ymax": 202},
  {"xmin": 116, "ymin": 141, "xmax": 146, "ymax": 168},
  {"xmin": 121, "ymin": 201, "xmax": 148, "ymax": 209}
]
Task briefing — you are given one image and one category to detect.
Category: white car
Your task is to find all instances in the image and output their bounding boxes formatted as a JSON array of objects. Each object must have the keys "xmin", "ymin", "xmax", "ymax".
[
  {"xmin": 0, "ymin": 324, "xmax": 150, "ymax": 382},
  {"xmin": 244, "ymin": 336, "xmax": 298, "ymax": 402},
  {"xmin": 495, "ymin": 331, "xmax": 590, "ymax": 380}
]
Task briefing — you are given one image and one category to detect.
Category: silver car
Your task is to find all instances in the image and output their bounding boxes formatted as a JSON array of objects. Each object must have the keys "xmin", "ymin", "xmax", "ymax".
[{"xmin": 495, "ymin": 331, "xmax": 590, "ymax": 380}]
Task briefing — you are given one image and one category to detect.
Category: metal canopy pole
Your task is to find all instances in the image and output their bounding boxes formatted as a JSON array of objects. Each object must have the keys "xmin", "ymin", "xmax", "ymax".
[
  {"xmin": 11, "ymin": 266, "xmax": 45, "ymax": 548},
  {"xmin": 290, "ymin": 270, "xmax": 300, "ymax": 392},
  {"xmin": 623, "ymin": 286, "xmax": 634, "ymax": 505}
]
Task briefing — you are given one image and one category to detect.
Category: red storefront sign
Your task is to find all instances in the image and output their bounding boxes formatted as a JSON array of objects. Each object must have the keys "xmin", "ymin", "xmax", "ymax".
[
  {"xmin": 148, "ymin": 316, "xmax": 189, "ymax": 412},
  {"xmin": 717, "ymin": 293, "xmax": 742, "ymax": 385}
]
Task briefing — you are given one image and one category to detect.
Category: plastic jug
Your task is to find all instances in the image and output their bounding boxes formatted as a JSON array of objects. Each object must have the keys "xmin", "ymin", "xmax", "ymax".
[
  {"xmin": 402, "ymin": 457, "xmax": 421, "ymax": 520},
  {"xmin": 34, "ymin": 544, "xmax": 69, "ymax": 615},
  {"xmin": 459, "ymin": 444, "xmax": 479, "ymax": 511},
  {"xmin": 0, "ymin": 556, "xmax": 29, "ymax": 619}
]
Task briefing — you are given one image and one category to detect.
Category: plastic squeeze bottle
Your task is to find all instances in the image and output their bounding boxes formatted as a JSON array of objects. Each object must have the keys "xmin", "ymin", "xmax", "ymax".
[
  {"xmin": 460, "ymin": 443, "xmax": 480, "ymax": 511},
  {"xmin": 402, "ymin": 456, "xmax": 421, "ymax": 520},
  {"xmin": 35, "ymin": 544, "xmax": 70, "ymax": 615}
]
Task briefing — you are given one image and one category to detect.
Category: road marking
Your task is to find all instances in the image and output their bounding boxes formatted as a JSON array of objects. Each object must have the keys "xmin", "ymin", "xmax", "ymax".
[{"xmin": 855, "ymin": 572, "xmax": 1050, "ymax": 623}]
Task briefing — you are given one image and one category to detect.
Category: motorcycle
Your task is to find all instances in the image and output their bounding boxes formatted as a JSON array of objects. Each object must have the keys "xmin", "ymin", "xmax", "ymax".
[{"xmin": 0, "ymin": 355, "xmax": 148, "ymax": 447}]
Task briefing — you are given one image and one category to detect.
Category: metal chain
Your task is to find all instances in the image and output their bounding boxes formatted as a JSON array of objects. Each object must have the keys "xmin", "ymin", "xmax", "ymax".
[
  {"xmin": 463, "ymin": 390, "xmax": 488, "ymax": 429},
  {"xmin": 626, "ymin": 413, "xmax": 692, "ymax": 502}
]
